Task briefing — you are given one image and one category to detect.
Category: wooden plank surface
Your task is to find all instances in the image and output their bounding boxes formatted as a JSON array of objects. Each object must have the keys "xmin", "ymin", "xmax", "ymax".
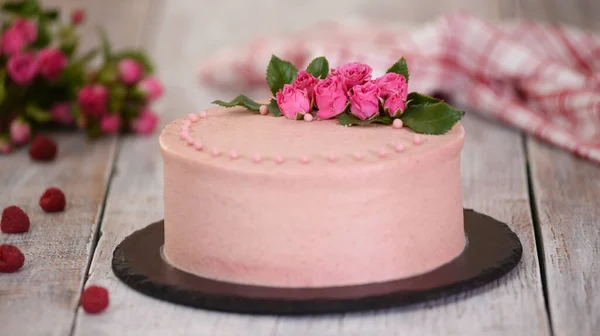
[
  {"xmin": 73, "ymin": 1, "xmax": 550, "ymax": 335},
  {"xmin": 528, "ymin": 139, "xmax": 600, "ymax": 336},
  {"xmin": 0, "ymin": 1, "xmax": 150, "ymax": 335}
]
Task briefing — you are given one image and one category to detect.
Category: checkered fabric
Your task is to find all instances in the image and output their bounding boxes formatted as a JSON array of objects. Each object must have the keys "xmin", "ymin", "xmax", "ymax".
[{"xmin": 199, "ymin": 13, "xmax": 600, "ymax": 163}]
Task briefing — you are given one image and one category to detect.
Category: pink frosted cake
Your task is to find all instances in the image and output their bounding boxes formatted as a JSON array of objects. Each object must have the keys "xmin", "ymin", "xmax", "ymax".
[{"xmin": 160, "ymin": 55, "xmax": 466, "ymax": 287}]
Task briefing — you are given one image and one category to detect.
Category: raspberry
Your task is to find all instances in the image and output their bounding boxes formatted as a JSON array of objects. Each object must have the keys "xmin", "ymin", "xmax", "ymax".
[
  {"xmin": 1, "ymin": 206, "xmax": 30, "ymax": 233},
  {"xmin": 81, "ymin": 285, "xmax": 109, "ymax": 314},
  {"xmin": 39, "ymin": 188, "xmax": 66, "ymax": 213},
  {"xmin": 29, "ymin": 135, "xmax": 58, "ymax": 161},
  {"xmin": 0, "ymin": 244, "xmax": 25, "ymax": 273}
]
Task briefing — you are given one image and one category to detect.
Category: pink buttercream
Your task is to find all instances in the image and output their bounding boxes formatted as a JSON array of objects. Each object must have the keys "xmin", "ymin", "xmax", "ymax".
[{"xmin": 159, "ymin": 106, "xmax": 465, "ymax": 287}]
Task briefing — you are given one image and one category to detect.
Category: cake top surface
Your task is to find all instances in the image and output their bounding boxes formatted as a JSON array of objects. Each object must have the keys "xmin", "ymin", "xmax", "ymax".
[{"xmin": 159, "ymin": 106, "xmax": 464, "ymax": 172}]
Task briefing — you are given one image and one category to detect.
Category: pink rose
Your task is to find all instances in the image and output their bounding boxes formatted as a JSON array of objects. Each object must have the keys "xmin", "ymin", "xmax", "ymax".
[
  {"xmin": 349, "ymin": 82, "xmax": 381, "ymax": 120},
  {"xmin": 118, "ymin": 58, "xmax": 143, "ymax": 85},
  {"xmin": 13, "ymin": 18, "xmax": 37, "ymax": 43},
  {"xmin": 138, "ymin": 76, "xmax": 164, "ymax": 101},
  {"xmin": 7, "ymin": 53, "xmax": 39, "ymax": 86},
  {"xmin": 374, "ymin": 73, "xmax": 408, "ymax": 99},
  {"xmin": 72, "ymin": 9, "xmax": 85, "ymax": 25},
  {"xmin": 275, "ymin": 84, "xmax": 311, "ymax": 119},
  {"xmin": 100, "ymin": 114, "xmax": 121, "ymax": 134},
  {"xmin": 77, "ymin": 84, "xmax": 109, "ymax": 117},
  {"xmin": 38, "ymin": 48, "xmax": 68, "ymax": 81},
  {"xmin": 2, "ymin": 28, "xmax": 26, "ymax": 55},
  {"xmin": 383, "ymin": 92, "xmax": 406, "ymax": 117},
  {"xmin": 50, "ymin": 103, "xmax": 74, "ymax": 125},
  {"xmin": 331, "ymin": 62, "xmax": 372, "ymax": 89},
  {"xmin": 292, "ymin": 71, "xmax": 318, "ymax": 100},
  {"xmin": 314, "ymin": 75, "xmax": 348, "ymax": 119},
  {"xmin": 131, "ymin": 109, "xmax": 159, "ymax": 135},
  {"xmin": 10, "ymin": 119, "xmax": 31, "ymax": 145}
]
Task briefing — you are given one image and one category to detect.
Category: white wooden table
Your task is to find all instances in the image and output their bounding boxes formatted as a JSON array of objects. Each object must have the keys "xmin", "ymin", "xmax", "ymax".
[{"xmin": 1, "ymin": 1, "xmax": 599, "ymax": 335}]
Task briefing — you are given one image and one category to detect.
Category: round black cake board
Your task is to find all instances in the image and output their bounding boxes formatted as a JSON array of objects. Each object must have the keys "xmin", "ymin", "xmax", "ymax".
[{"xmin": 112, "ymin": 209, "xmax": 522, "ymax": 315}]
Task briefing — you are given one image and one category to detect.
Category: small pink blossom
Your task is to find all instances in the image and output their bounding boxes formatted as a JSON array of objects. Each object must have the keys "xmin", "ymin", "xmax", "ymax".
[
  {"xmin": 12, "ymin": 18, "xmax": 37, "ymax": 43},
  {"xmin": 100, "ymin": 114, "xmax": 121, "ymax": 134},
  {"xmin": 383, "ymin": 92, "xmax": 406, "ymax": 117},
  {"xmin": 131, "ymin": 109, "xmax": 159, "ymax": 135},
  {"xmin": 349, "ymin": 82, "xmax": 381, "ymax": 120},
  {"xmin": 331, "ymin": 62, "xmax": 372, "ymax": 89},
  {"xmin": 38, "ymin": 48, "xmax": 68, "ymax": 81},
  {"xmin": 138, "ymin": 77, "xmax": 164, "ymax": 101},
  {"xmin": 314, "ymin": 75, "xmax": 348, "ymax": 119},
  {"xmin": 275, "ymin": 84, "xmax": 311, "ymax": 119},
  {"xmin": 374, "ymin": 73, "xmax": 408, "ymax": 99},
  {"xmin": 50, "ymin": 103, "xmax": 74, "ymax": 125},
  {"xmin": 118, "ymin": 58, "xmax": 143, "ymax": 85},
  {"xmin": 71, "ymin": 9, "xmax": 85, "ymax": 25},
  {"xmin": 10, "ymin": 119, "xmax": 31, "ymax": 145},
  {"xmin": 2, "ymin": 28, "xmax": 26, "ymax": 55},
  {"xmin": 77, "ymin": 85, "xmax": 109, "ymax": 117},
  {"xmin": 292, "ymin": 71, "xmax": 318, "ymax": 100},
  {"xmin": 7, "ymin": 53, "xmax": 39, "ymax": 86}
]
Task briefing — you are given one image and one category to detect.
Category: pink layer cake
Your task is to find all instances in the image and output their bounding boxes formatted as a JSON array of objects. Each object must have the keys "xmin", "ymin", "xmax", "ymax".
[{"xmin": 159, "ymin": 106, "xmax": 466, "ymax": 287}]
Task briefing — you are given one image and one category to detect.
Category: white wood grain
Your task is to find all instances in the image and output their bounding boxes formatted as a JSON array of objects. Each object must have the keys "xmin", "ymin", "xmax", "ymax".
[
  {"xmin": 74, "ymin": 1, "xmax": 550, "ymax": 335},
  {"xmin": 527, "ymin": 139, "xmax": 600, "ymax": 336},
  {"xmin": 0, "ymin": 1, "xmax": 150, "ymax": 335}
]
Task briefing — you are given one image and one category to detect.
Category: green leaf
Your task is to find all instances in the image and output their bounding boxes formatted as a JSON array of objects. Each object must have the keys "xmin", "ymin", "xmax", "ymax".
[
  {"xmin": 114, "ymin": 50, "xmax": 154, "ymax": 73},
  {"xmin": 212, "ymin": 95, "xmax": 262, "ymax": 111},
  {"xmin": 2, "ymin": 0, "xmax": 39, "ymax": 17},
  {"xmin": 25, "ymin": 104, "xmax": 52, "ymax": 123},
  {"xmin": 0, "ymin": 71, "xmax": 6, "ymax": 105},
  {"xmin": 75, "ymin": 48, "xmax": 99, "ymax": 66},
  {"xmin": 98, "ymin": 28, "xmax": 112, "ymax": 61},
  {"xmin": 109, "ymin": 84, "xmax": 127, "ymax": 112},
  {"xmin": 386, "ymin": 57, "xmax": 409, "ymax": 82},
  {"xmin": 338, "ymin": 113, "xmax": 392, "ymax": 126},
  {"xmin": 400, "ymin": 102, "xmax": 464, "ymax": 135},
  {"xmin": 268, "ymin": 98, "xmax": 282, "ymax": 117},
  {"xmin": 1, "ymin": 2, "xmax": 25, "ymax": 13},
  {"xmin": 31, "ymin": 17, "xmax": 51, "ymax": 48},
  {"xmin": 266, "ymin": 55, "xmax": 298, "ymax": 95},
  {"xmin": 305, "ymin": 56, "xmax": 329, "ymax": 79},
  {"xmin": 406, "ymin": 92, "xmax": 440, "ymax": 106},
  {"xmin": 42, "ymin": 9, "xmax": 59, "ymax": 20}
]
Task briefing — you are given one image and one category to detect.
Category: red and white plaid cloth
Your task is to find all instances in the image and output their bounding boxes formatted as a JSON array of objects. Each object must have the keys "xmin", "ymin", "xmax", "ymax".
[{"xmin": 199, "ymin": 12, "xmax": 600, "ymax": 163}]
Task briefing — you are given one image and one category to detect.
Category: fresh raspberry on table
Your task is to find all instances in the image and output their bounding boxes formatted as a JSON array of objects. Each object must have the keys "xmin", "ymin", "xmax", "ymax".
[
  {"xmin": 39, "ymin": 188, "xmax": 66, "ymax": 213},
  {"xmin": 0, "ymin": 244, "xmax": 25, "ymax": 273},
  {"xmin": 1, "ymin": 205, "xmax": 30, "ymax": 233},
  {"xmin": 81, "ymin": 285, "xmax": 110, "ymax": 314},
  {"xmin": 29, "ymin": 135, "xmax": 58, "ymax": 161}
]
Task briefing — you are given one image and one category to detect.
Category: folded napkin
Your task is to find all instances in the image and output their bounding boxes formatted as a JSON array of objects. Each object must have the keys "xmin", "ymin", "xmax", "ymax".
[{"xmin": 199, "ymin": 12, "xmax": 600, "ymax": 163}]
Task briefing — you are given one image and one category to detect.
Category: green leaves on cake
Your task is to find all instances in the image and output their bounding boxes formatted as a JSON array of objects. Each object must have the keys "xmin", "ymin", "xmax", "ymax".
[{"xmin": 212, "ymin": 55, "xmax": 464, "ymax": 134}]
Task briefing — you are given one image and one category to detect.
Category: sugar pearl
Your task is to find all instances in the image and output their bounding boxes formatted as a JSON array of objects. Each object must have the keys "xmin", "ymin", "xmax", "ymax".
[
  {"xmin": 179, "ymin": 132, "xmax": 187, "ymax": 140},
  {"xmin": 275, "ymin": 156, "xmax": 285, "ymax": 164},
  {"xmin": 392, "ymin": 118, "xmax": 403, "ymax": 129},
  {"xmin": 328, "ymin": 154, "xmax": 338, "ymax": 162},
  {"xmin": 300, "ymin": 156, "xmax": 310, "ymax": 164},
  {"xmin": 188, "ymin": 113, "xmax": 199, "ymax": 122},
  {"xmin": 193, "ymin": 141, "xmax": 204, "ymax": 150},
  {"xmin": 252, "ymin": 154, "xmax": 262, "ymax": 163},
  {"xmin": 259, "ymin": 105, "xmax": 269, "ymax": 115},
  {"xmin": 304, "ymin": 114, "xmax": 313, "ymax": 122},
  {"xmin": 378, "ymin": 147, "xmax": 388, "ymax": 158},
  {"xmin": 230, "ymin": 151, "xmax": 239, "ymax": 160},
  {"xmin": 211, "ymin": 147, "xmax": 221, "ymax": 157},
  {"xmin": 198, "ymin": 110, "xmax": 208, "ymax": 118},
  {"xmin": 395, "ymin": 144, "xmax": 405, "ymax": 152},
  {"xmin": 413, "ymin": 134, "xmax": 423, "ymax": 145}
]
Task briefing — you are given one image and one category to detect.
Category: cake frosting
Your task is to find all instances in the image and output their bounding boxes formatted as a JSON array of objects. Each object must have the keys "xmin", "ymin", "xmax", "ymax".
[{"xmin": 159, "ymin": 106, "xmax": 466, "ymax": 287}]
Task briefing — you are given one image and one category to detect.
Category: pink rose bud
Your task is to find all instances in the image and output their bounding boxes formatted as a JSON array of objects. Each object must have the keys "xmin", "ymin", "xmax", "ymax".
[
  {"xmin": 100, "ymin": 114, "xmax": 121, "ymax": 134},
  {"xmin": 374, "ymin": 73, "xmax": 408, "ymax": 99},
  {"xmin": 71, "ymin": 9, "xmax": 85, "ymax": 25},
  {"xmin": 0, "ymin": 138, "xmax": 12, "ymax": 154},
  {"xmin": 38, "ymin": 48, "xmax": 68, "ymax": 81},
  {"xmin": 383, "ymin": 92, "xmax": 406, "ymax": 117},
  {"xmin": 349, "ymin": 82, "xmax": 381, "ymax": 120},
  {"xmin": 275, "ymin": 84, "xmax": 311, "ymax": 119},
  {"xmin": 315, "ymin": 76, "xmax": 348, "ymax": 119},
  {"xmin": 77, "ymin": 84, "xmax": 109, "ymax": 117},
  {"xmin": 10, "ymin": 119, "xmax": 31, "ymax": 145},
  {"xmin": 118, "ymin": 58, "xmax": 144, "ymax": 85},
  {"xmin": 2, "ymin": 28, "xmax": 26, "ymax": 55},
  {"xmin": 50, "ymin": 103, "xmax": 74, "ymax": 125},
  {"xmin": 331, "ymin": 62, "xmax": 372, "ymax": 90},
  {"xmin": 138, "ymin": 77, "xmax": 164, "ymax": 101},
  {"xmin": 292, "ymin": 71, "xmax": 318, "ymax": 100},
  {"xmin": 7, "ymin": 52, "xmax": 39, "ymax": 86},
  {"xmin": 12, "ymin": 18, "xmax": 37, "ymax": 43},
  {"xmin": 131, "ymin": 109, "xmax": 159, "ymax": 135}
]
